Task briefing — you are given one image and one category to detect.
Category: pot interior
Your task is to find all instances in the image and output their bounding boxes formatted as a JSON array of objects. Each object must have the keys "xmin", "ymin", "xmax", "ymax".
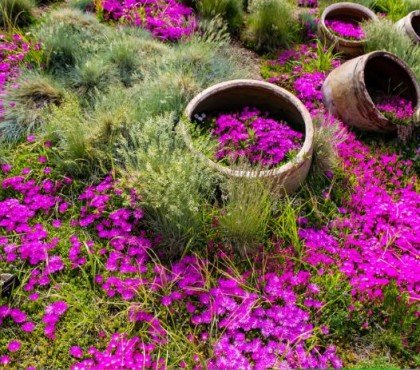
[
  {"xmin": 188, "ymin": 84, "xmax": 306, "ymax": 134},
  {"xmin": 412, "ymin": 14, "xmax": 420, "ymax": 38},
  {"xmin": 325, "ymin": 6, "xmax": 374, "ymax": 23},
  {"xmin": 364, "ymin": 55, "xmax": 419, "ymax": 106}
]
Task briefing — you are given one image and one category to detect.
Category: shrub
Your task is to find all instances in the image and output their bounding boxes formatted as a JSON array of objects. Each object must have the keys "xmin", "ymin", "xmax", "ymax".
[
  {"xmin": 197, "ymin": 0, "xmax": 244, "ymax": 33},
  {"xmin": 0, "ymin": 72, "xmax": 64, "ymax": 142},
  {"xmin": 364, "ymin": 20, "xmax": 420, "ymax": 80},
  {"xmin": 242, "ymin": 0, "xmax": 298, "ymax": 52},
  {"xmin": 0, "ymin": 0, "xmax": 35, "ymax": 29},
  {"xmin": 119, "ymin": 113, "xmax": 217, "ymax": 257}
]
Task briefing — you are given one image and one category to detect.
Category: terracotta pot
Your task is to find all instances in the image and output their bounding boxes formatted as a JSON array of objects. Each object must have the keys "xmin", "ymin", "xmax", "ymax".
[
  {"xmin": 178, "ymin": 79, "xmax": 314, "ymax": 194},
  {"xmin": 322, "ymin": 51, "xmax": 420, "ymax": 132},
  {"xmin": 395, "ymin": 10, "xmax": 420, "ymax": 45},
  {"xmin": 318, "ymin": 2, "xmax": 378, "ymax": 58}
]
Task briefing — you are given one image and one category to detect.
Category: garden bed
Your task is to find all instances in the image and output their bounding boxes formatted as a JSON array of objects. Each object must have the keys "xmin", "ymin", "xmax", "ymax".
[{"xmin": 0, "ymin": 0, "xmax": 419, "ymax": 368}]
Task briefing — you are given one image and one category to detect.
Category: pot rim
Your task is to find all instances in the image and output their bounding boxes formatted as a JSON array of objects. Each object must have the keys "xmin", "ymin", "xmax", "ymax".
[
  {"xmin": 180, "ymin": 79, "xmax": 314, "ymax": 179},
  {"xmin": 320, "ymin": 2, "xmax": 378, "ymax": 47},
  {"xmin": 407, "ymin": 10, "xmax": 420, "ymax": 38},
  {"xmin": 356, "ymin": 51, "xmax": 420, "ymax": 125}
]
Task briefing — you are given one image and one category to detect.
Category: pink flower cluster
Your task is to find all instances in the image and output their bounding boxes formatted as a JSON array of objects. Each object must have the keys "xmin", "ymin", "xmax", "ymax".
[
  {"xmin": 375, "ymin": 95, "xmax": 414, "ymax": 125},
  {"xmin": 43, "ymin": 301, "xmax": 69, "ymax": 340},
  {"xmin": 212, "ymin": 107, "xmax": 303, "ymax": 168},
  {"xmin": 150, "ymin": 255, "xmax": 342, "ymax": 369},
  {"xmin": 266, "ymin": 43, "xmax": 420, "ymax": 301},
  {"xmin": 325, "ymin": 19, "xmax": 365, "ymax": 40},
  {"xmin": 0, "ymin": 306, "xmax": 36, "ymax": 332},
  {"xmin": 0, "ymin": 34, "xmax": 31, "ymax": 119},
  {"xmin": 77, "ymin": 177, "xmax": 152, "ymax": 301},
  {"xmin": 71, "ymin": 333, "xmax": 165, "ymax": 369},
  {"xmin": 102, "ymin": 0, "xmax": 196, "ymax": 41}
]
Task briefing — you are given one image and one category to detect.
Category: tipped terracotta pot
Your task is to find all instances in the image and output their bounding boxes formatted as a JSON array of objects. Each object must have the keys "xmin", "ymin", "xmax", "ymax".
[
  {"xmin": 395, "ymin": 10, "xmax": 420, "ymax": 45},
  {"xmin": 322, "ymin": 51, "xmax": 420, "ymax": 132},
  {"xmin": 178, "ymin": 79, "xmax": 314, "ymax": 194},
  {"xmin": 318, "ymin": 2, "xmax": 378, "ymax": 58}
]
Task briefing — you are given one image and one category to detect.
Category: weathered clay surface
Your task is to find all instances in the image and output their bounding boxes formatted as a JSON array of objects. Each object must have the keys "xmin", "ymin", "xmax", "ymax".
[
  {"xmin": 322, "ymin": 51, "xmax": 420, "ymax": 132},
  {"xmin": 395, "ymin": 10, "xmax": 420, "ymax": 45},
  {"xmin": 318, "ymin": 2, "xmax": 378, "ymax": 58},
  {"xmin": 178, "ymin": 79, "xmax": 314, "ymax": 195}
]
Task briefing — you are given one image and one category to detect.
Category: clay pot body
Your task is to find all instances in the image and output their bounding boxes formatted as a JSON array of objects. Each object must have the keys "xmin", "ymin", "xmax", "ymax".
[
  {"xmin": 318, "ymin": 2, "xmax": 378, "ymax": 58},
  {"xmin": 322, "ymin": 51, "xmax": 420, "ymax": 132},
  {"xmin": 395, "ymin": 10, "xmax": 420, "ymax": 44},
  {"xmin": 178, "ymin": 79, "xmax": 314, "ymax": 194}
]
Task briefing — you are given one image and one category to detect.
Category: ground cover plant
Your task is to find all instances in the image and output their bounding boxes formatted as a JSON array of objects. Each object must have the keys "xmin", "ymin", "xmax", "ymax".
[
  {"xmin": 193, "ymin": 107, "xmax": 303, "ymax": 168},
  {"xmin": 0, "ymin": 0, "xmax": 419, "ymax": 368}
]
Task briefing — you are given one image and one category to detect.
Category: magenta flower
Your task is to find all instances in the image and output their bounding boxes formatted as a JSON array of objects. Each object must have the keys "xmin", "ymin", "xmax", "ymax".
[
  {"xmin": 325, "ymin": 19, "xmax": 365, "ymax": 40},
  {"xmin": 21, "ymin": 321, "xmax": 36, "ymax": 333},
  {"xmin": 101, "ymin": 0, "xmax": 196, "ymax": 41},
  {"xmin": 69, "ymin": 346, "xmax": 84, "ymax": 358},
  {"xmin": 7, "ymin": 340, "xmax": 21, "ymax": 352},
  {"xmin": 212, "ymin": 107, "xmax": 303, "ymax": 168}
]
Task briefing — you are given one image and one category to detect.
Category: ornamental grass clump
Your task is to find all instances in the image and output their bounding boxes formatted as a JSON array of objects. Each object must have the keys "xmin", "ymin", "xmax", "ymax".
[
  {"xmin": 243, "ymin": 0, "xmax": 299, "ymax": 52},
  {"xmin": 197, "ymin": 0, "xmax": 244, "ymax": 33},
  {"xmin": 0, "ymin": 0, "xmax": 35, "ymax": 29},
  {"xmin": 218, "ymin": 178, "xmax": 272, "ymax": 255},
  {"xmin": 120, "ymin": 113, "xmax": 217, "ymax": 257},
  {"xmin": 209, "ymin": 107, "xmax": 303, "ymax": 168},
  {"xmin": 0, "ymin": 73, "xmax": 65, "ymax": 142}
]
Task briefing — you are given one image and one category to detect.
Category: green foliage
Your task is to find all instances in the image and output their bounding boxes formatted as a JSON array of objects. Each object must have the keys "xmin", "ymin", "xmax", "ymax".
[
  {"xmin": 318, "ymin": 0, "xmax": 374, "ymax": 11},
  {"xmin": 371, "ymin": 0, "xmax": 410, "ymax": 22},
  {"xmin": 271, "ymin": 197, "xmax": 304, "ymax": 257},
  {"xmin": 350, "ymin": 356, "xmax": 401, "ymax": 369},
  {"xmin": 311, "ymin": 115, "xmax": 346, "ymax": 175},
  {"xmin": 303, "ymin": 40, "xmax": 340, "ymax": 73},
  {"xmin": 71, "ymin": 57, "xmax": 112, "ymax": 97},
  {"xmin": 0, "ymin": 0, "xmax": 35, "ymax": 29},
  {"xmin": 218, "ymin": 178, "xmax": 272, "ymax": 256},
  {"xmin": 120, "ymin": 114, "xmax": 217, "ymax": 257},
  {"xmin": 0, "ymin": 72, "xmax": 64, "ymax": 142},
  {"xmin": 43, "ymin": 94, "xmax": 93, "ymax": 177},
  {"xmin": 197, "ymin": 0, "xmax": 244, "ymax": 33},
  {"xmin": 104, "ymin": 37, "xmax": 144, "ymax": 86},
  {"xmin": 196, "ymin": 14, "xmax": 231, "ymax": 45},
  {"xmin": 68, "ymin": 0, "xmax": 94, "ymax": 11},
  {"xmin": 44, "ymin": 88, "xmax": 138, "ymax": 178},
  {"xmin": 242, "ymin": 0, "xmax": 299, "ymax": 52},
  {"xmin": 33, "ymin": 9, "xmax": 109, "ymax": 73},
  {"xmin": 133, "ymin": 72, "xmax": 200, "ymax": 123},
  {"xmin": 364, "ymin": 20, "xmax": 420, "ymax": 80}
]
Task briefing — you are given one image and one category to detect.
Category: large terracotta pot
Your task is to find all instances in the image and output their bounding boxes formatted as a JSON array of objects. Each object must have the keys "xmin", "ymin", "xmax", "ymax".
[
  {"xmin": 178, "ymin": 79, "xmax": 314, "ymax": 194},
  {"xmin": 395, "ymin": 10, "xmax": 420, "ymax": 45},
  {"xmin": 322, "ymin": 51, "xmax": 420, "ymax": 132},
  {"xmin": 318, "ymin": 2, "xmax": 378, "ymax": 58}
]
